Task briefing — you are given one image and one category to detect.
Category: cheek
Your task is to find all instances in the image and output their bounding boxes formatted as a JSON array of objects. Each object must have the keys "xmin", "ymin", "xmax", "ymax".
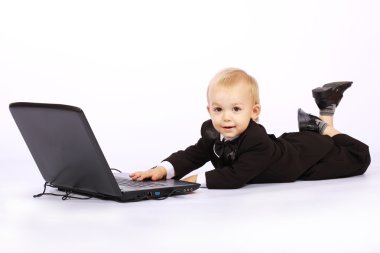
[
  {"xmin": 210, "ymin": 113, "xmax": 220, "ymax": 120},
  {"xmin": 238, "ymin": 113, "xmax": 251, "ymax": 126},
  {"xmin": 210, "ymin": 119, "xmax": 221, "ymax": 131},
  {"xmin": 240, "ymin": 118, "xmax": 250, "ymax": 127},
  {"xmin": 209, "ymin": 114, "xmax": 219, "ymax": 124}
]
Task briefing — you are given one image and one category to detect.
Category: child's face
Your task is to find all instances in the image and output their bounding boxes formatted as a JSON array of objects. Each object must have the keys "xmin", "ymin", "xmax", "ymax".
[{"xmin": 207, "ymin": 82, "xmax": 260, "ymax": 139}]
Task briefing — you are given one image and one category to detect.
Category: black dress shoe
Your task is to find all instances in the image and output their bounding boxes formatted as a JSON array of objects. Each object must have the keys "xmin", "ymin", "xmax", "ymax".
[
  {"xmin": 312, "ymin": 81, "xmax": 352, "ymax": 110},
  {"xmin": 298, "ymin": 108, "xmax": 327, "ymax": 134}
]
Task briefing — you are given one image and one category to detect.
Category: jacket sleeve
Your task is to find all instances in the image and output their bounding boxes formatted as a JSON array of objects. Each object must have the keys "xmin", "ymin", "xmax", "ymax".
[{"xmin": 163, "ymin": 121, "xmax": 215, "ymax": 179}]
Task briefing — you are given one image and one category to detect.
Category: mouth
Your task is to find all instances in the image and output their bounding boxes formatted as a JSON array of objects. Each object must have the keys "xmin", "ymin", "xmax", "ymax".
[{"xmin": 222, "ymin": 126, "xmax": 235, "ymax": 130}]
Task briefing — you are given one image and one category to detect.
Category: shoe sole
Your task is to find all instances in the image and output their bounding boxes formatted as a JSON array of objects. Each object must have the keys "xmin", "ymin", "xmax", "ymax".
[{"xmin": 312, "ymin": 81, "xmax": 352, "ymax": 99}]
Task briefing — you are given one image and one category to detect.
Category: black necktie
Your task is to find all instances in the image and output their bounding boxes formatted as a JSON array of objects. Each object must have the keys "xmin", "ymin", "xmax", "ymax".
[{"xmin": 213, "ymin": 138, "xmax": 239, "ymax": 163}]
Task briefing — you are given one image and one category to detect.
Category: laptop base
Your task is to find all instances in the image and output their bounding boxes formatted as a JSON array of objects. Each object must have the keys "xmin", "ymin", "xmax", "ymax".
[{"xmin": 33, "ymin": 181, "xmax": 198, "ymax": 202}]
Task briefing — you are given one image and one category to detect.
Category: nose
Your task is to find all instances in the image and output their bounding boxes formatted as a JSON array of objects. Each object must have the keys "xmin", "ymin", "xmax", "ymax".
[{"xmin": 222, "ymin": 111, "xmax": 231, "ymax": 121}]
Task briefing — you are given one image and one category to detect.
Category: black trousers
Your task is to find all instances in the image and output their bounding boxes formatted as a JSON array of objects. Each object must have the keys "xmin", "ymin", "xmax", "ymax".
[{"xmin": 299, "ymin": 134, "xmax": 371, "ymax": 180}]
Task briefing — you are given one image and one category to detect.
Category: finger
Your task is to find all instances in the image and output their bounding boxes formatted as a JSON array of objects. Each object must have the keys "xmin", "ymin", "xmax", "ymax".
[
  {"xmin": 131, "ymin": 175, "xmax": 140, "ymax": 181},
  {"xmin": 130, "ymin": 172, "xmax": 143, "ymax": 180},
  {"xmin": 136, "ymin": 172, "xmax": 151, "ymax": 181},
  {"xmin": 129, "ymin": 171, "xmax": 143, "ymax": 176}
]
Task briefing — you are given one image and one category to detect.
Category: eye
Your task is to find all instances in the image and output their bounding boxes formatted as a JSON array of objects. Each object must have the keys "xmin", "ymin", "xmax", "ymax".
[
  {"xmin": 232, "ymin": 106, "xmax": 241, "ymax": 112},
  {"xmin": 213, "ymin": 107, "xmax": 222, "ymax": 112}
]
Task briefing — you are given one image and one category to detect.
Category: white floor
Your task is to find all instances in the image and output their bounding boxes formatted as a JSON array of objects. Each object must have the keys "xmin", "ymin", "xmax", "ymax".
[{"xmin": 1, "ymin": 160, "xmax": 379, "ymax": 253}]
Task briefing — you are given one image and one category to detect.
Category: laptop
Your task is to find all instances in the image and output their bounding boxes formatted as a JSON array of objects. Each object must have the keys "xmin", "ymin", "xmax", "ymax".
[{"xmin": 9, "ymin": 102, "xmax": 200, "ymax": 202}]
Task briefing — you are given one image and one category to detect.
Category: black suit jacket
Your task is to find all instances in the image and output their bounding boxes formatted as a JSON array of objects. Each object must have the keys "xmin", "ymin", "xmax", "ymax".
[{"xmin": 164, "ymin": 119, "xmax": 338, "ymax": 189}]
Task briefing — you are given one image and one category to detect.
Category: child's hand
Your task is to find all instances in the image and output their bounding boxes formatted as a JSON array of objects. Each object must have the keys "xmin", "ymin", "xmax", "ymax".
[
  {"xmin": 129, "ymin": 166, "xmax": 167, "ymax": 181},
  {"xmin": 182, "ymin": 175, "xmax": 198, "ymax": 183}
]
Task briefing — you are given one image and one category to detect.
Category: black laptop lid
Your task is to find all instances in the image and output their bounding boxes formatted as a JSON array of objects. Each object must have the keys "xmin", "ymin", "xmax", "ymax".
[{"xmin": 9, "ymin": 102, "xmax": 122, "ymax": 197}]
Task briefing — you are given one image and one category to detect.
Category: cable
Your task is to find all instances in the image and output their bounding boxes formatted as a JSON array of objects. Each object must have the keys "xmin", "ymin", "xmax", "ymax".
[
  {"xmin": 110, "ymin": 168, "xmax": 122, "ymax": 173},
  {"xmin": 33, "ymin": 182, "xmax": 93, "ymax": 200}
]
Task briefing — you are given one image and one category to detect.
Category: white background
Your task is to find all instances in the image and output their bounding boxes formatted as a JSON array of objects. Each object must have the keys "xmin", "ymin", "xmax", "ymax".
[{"xmin": 1, "ymin": 1, "xmax": 379, "ymax": 253}]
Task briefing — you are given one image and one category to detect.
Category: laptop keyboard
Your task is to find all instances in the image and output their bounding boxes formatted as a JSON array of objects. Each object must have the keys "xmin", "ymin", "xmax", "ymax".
[{"xmin": 116, "ymin": 178, "xmax": 167, "ymax": 188}]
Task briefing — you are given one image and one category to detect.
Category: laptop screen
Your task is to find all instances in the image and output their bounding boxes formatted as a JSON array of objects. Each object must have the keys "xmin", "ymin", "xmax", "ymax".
[{"xmin": 9, "ymin": 102, "xmax": 122, "ymax": 197}]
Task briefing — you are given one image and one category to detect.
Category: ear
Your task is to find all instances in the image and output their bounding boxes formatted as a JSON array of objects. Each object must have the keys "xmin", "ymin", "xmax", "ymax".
[
  {"xmin": 207, "ymin": 105, "xmax": 211, "ymax": 115},
  {"xmin": 251, "ymin": 104, "xmax": 261, "ymax": 121}
]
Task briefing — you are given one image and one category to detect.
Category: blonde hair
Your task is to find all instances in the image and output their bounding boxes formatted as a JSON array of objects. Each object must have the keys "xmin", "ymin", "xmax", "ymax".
[{"xmin": 207, "ymin": 67, "xmax": 260, "ymax": 105}]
